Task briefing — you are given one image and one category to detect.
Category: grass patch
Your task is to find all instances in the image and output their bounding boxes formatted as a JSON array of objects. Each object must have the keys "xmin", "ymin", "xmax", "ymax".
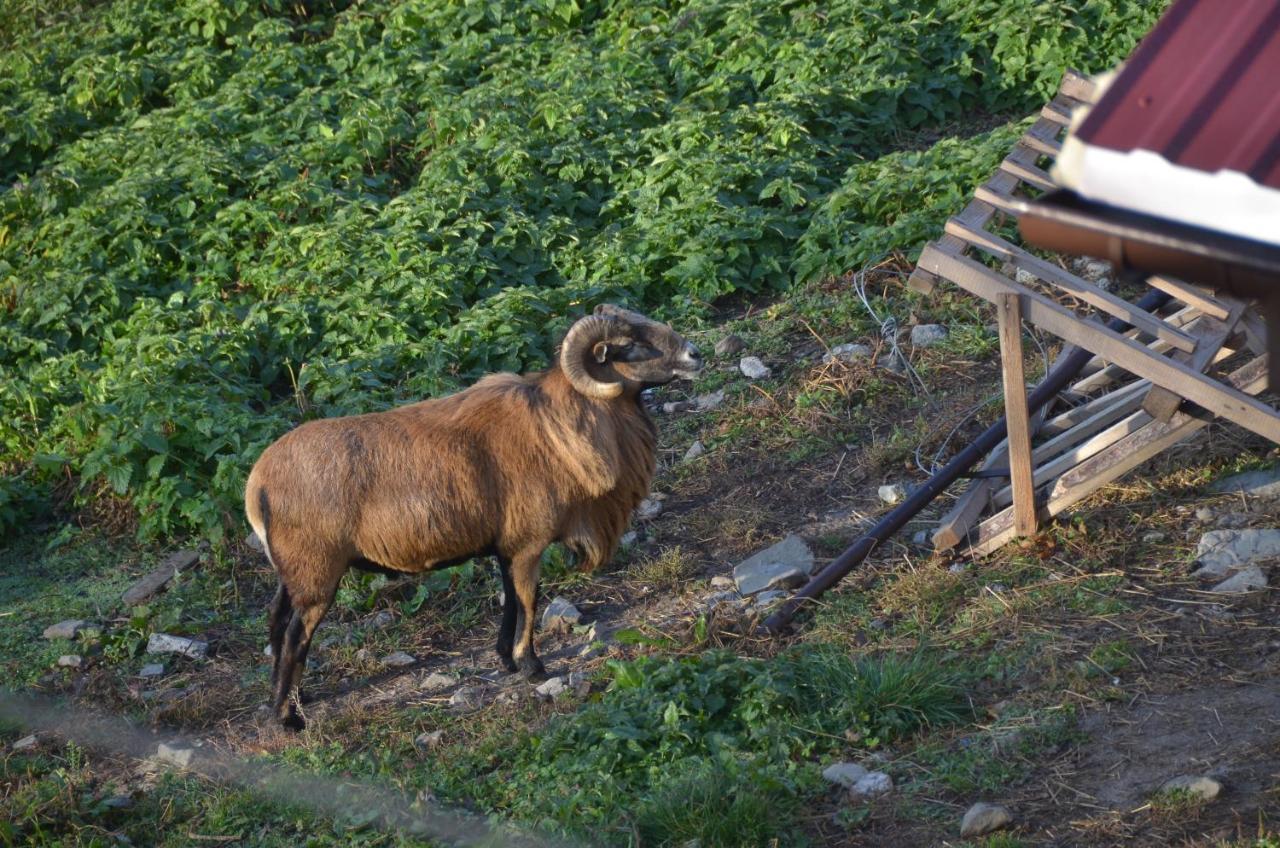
[{"xmin": 627, "ymin": 546, "xmax": 699, "ymax": 589}]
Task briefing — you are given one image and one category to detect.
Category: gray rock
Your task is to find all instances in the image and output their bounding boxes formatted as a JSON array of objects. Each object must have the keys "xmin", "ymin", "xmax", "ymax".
[
  {"xmin": 155, "ymin": 742, "xmax": 195, "ymax": 768},
  {"xmin": 541, "ymin": 596, "xmax": 583, "ymax": 631},
  {"xmin": 1210, "ymin": 565, "xmax": 1267, "ymax": 594},
  {"xmin": 1194, "ymin": 529, "xmax": 1280, "ymax": 579},
  {"xmin": 739, "ymin": 356, "xmax": 771, "ymax": 380},
  {"xmin": 948, "ymin": 563, "xmax": 969, "ymax": 575},
  {"xmin": 1209, "ymin": 467, "xmax": 1280, "ymax": 499},
  {"xmin": 635, "ymin": 496, "xmax": 665, "ymax": 521},
  {"xmin": 710, "ymin": 574, "xmax": 735, "ymax": 589},
  {"xmin": 822, "ymin": 343, "xmax": 872, "ymax": 365},
  {"xmin": 683, "ymin": 440, "xmax": 705, "ymax": 463},
  {"xmin": 123, "ymin": 550, "xmax": 199, "ymax": 606},
  {"xmin": 910, "ymin": 324, "xmax": 948, "ymax": 347},
  {"xmin": 619, "ymin": 530, "xmax": 638, "ymax": 549},
  {"xmin": 244, "ymin": 532, "xmax": 265, "ymax": 553},
  {"xmin": 146, "ymin": 633, "xmax": 208, "ymax": 659},
  {"xmin": 101, "ymin": 795, "xmax": 133, "ymax": 809},
  {"xmin": 421, "ymin": 672, "xmax": 455, "ymax": 691},
  {"xmin": 12, "ymin": 734, "xmax": 38, "ymax": 752},
  {"xmin": 57, "ymin": 654, "xmax": 83, "ymax": 668},
  {"xmin": 43, "ymin": 619, "xmax": 88, "ymax": 640},
  {"xmin": 414, "ymin": 730, "xmax": 445, "ymax": 752},
  {"xmin": 534, "ymin": 676, "xmax": 567, "ymax": 699},
  {"xmin": 1074, "ymin": 258, "xmax": 1113, "ymax": 287},
  {"xmin": 822, "ymin": 762, "xmax": 868, "ymax": 789},
  {"xmin": 449, "ymin": 685, "xmax": 487, "ymax": 712},
  {"xmin": 1195, "ymin": 506, "xmax": 1216, "ymax": 523},
  {"xmin": 369, "ymin": 610, "xmax": 395, "ymax": 629},
  {"xmin": 732, "ymin": 535, "xmax": 815, "ymax": 595},
  {"xmin": 878, "ymin": 483, "xmax": 907, "ymax": 505},
  {"xmin": 1162, "ymin": 774, "xmax": 1222, "ymax": 800},
  {"xmin": 1014, "ymin": 267, "xmax": 1039, "ymax": 286},
  {"xmin": 912, "ymin": 530, "xmax": 931, "ymax": 547},
  {"xmin": 878, "ymin": 352, "xmax": 906, "ymax": 374},
  {"xmin": 850, "ymin": 771, "xmax": 894, "ymax": 798},
  {"xmin": 381, "ymin": 651, "xmax": 417, "ymax": 668},
  {"xmin": 139, "ymin": 663, "xmax": 165, "ymax": 679},
  {"xmin": 694, "ymin": 389, "xmax": 725, "ymax": 412},
  {"xmin": 704, "ymin": 590, "xmax": 742, "ymax": 610},
  {"xmin": 1142, "ymin": 531, "xmax": 1167, "ymax": 544},
  {"xmin": 1215, "ymin": 512, "xmax": 1253, "ymax": 529},
  {"xmin": 960, "ymin": 802, "xmax": 1013, "ymax": 838},
  {"xmin": 715, "ymin": 334, "xmax": 746, "ymax": 358},
  {"xmin": 752, "ymin": 590, "xmax": 788, "ymax": 609}
]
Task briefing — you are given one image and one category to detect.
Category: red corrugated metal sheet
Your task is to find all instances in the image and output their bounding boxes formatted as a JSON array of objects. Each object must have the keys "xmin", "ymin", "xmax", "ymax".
[{"xmin": 1077, "ymin": 0, "xmax": 1280, "ymax": 190}]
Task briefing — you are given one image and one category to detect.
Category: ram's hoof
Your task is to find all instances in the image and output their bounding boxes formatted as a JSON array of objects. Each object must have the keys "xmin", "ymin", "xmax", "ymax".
[{"xmin": 281, "ymin": 712, "xmax": 306, "ymax": 732}]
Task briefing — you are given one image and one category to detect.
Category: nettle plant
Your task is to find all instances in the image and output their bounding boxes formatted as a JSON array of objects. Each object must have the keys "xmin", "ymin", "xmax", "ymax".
[{"xmin": 0, "ymin": 0, "xmax": 1167, "ymax": 541}]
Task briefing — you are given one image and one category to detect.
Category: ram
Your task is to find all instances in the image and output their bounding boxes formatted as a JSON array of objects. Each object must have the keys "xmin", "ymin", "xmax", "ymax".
[{"xmin": 245, "ymin": 305, "xmax": 703, "ymax": 729}]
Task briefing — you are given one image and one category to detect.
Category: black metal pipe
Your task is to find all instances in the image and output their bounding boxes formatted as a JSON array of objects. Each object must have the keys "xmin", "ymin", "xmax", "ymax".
[{"xmin": 762, "ymin": 287, "xmax": 1171, "ymax": 634}]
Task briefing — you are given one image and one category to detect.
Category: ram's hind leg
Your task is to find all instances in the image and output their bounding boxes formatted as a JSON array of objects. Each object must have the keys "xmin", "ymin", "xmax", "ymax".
[
  {"xmin": 271, "ymin": 562, "xmax": 341, "ymax": 732},
  {"xmin": 495, "ymin": 556, "xmax": 519, "ymax": 673},
  {"xmin": 267, "ymin": 582, "xmax": 292, "ymax": 688},
  {"xmin": 509, "ymin": 549, "xmax": 547, "ymax": 681}
]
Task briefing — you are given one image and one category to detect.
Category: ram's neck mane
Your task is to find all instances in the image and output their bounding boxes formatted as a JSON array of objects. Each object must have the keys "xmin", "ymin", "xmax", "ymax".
[{"xmin": 529, "ymin": 368, "xmax": 657, "ymax": 500}]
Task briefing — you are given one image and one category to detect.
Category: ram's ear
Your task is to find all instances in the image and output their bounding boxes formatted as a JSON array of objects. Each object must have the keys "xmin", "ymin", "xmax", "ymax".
[{"xmin": 592, "ymin": 341, "xmax": 610, "ymax": 364}]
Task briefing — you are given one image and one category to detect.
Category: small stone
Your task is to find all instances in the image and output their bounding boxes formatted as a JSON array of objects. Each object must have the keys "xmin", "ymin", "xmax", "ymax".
[
  {"xmin": 369, "ymin": 610, "xmax": 395, "ymax": 629},
  {"xmin": 155, "ymin": 742, "xmax": 195, "ymax": 768},
  {"xmin": 912, "ymin": 530, "xmax": 930, "ymax": 547},
  {"xmin": 704, "ymin": 590, "xmax": 742, "ymax": 610},
  {"xmin": 541, "ymin": 597, "xmax": 584, "ymax": 632},
  {"xmin": 123, "ymin": 550, "xmax": 199, "ymax": 606},
  {"xmin": 449, "ymin": 686, "xmax": 486, "ymax": 712},
  {"xmin": 1195, "ymin": 506, "xmax": 1216, "ymax": 523},
  {"xmin": 878, "ymin": 483, "xmax": 907, "ymax": 505},
  {"xmin": 415, "ymin": 730, "xmax": 445, "ymax": 752},
  {"xmin": 1194, "ymin": 529, "xmax": 1280, "ymax": 579},
  {"xmin": 1142, "ymin": 531, "xmax": 1167, "ymax": 544},
  {"xmin": 635, "ymin": 496, "xmax": 664, "ymax": 521},
  {"xmin": 146, "ymin": 633, "xmax": 208, "ymax": 659},
  {"xmin": 1210, "ymin": 565, "xmax": 1267, "ymax": 594},
  {"xmin": 381, "ymin": 651, "xmax": 417, "ymax": 668},
  {"xmin": 1014, "ymin": 267, "xmax": 1038, "ymax": 286},
  {"xmin": 948, "ymin": 563, "xmax": 969, "ymax": 575},
  {"xmin": 1215, "ymin": 512, "xmax": 1252, "ymax": 530},
  {"xmin": 663, "ymin": 400, "xmax": 692, "ymax": 414},
  {"xmin": 43, "ymin": 619, "xmax": 88, "ymax": 640},
  {"xmin": 960, "ymin": 802, "xmax": 1013, "ymax": 838},
  {"xmin": 244, "ymin": 532, "xmax": 264, "ymax": 553},
  {"xmin": 822, "ymin": 343, "xmax": 872, "ymax": 365},
  {"xmin": 910, "ymin": 324, "xmax": 948, "ymax": 347},
  {"xmin": 850, "ymin": 771, "xmax": 894, "ymax": 798},
  {"xmin": 139, "ymin": 663, "xmax": 165, "ymax": 678},
  {"xmin": 57, "ymin": 654, "xmax": 82, "ymax": 668},
  {"xmin": 534, "ymin": 676, "xmax": 567, "ymax": 699},
  {"xmin": 1073, "ymin": 258, "xmax": 1112, "ymax": 286},
  {"xmin": 752, "ymin": 589, "xmax": 788, "ymax": 609},
  {"xmin": 822, "ymin": 762, "xmax": 869, "ymax": 789},
  {"xmin": 421, "ymin": 672, "xmax": 455, "ymax": 691},
  {"xmin": 101, "ymin": 795, "xmax": 133, "ymax": 810},
  {"xmin": 715, "ymin": 334, "xmax": 746, "ymax": 357},
  {"xmin": 1161, "ymin": 775, "xmax": 1222, "ymax": 801},
  {"xmin": 732, "ymin": 535, "xmax": 815, "ymax": 595},
  {"xmin": 693, "ymin": 389, "xmax": 725, "ymax": 412},
  {"xmin": 878, "ymin": 352, "xmax": 906, "ymax": 374},
  {"xmin": 1210, "ymin": 467, "xmax": 1280, "ymax": 500},
  {"xmin": 619, "ymin": 530, "xmax": 638, "ymax": 549},
  {"xmin": 12, "ymin": 734, "xmax": 38, "ymax": 752},
  {"xmin": 683, "ymin": 440, "xmax": 705, "ymax": 463},
  {"xmin": 739, "ymin": 356, "xmax": 771, "ymax": 380}
]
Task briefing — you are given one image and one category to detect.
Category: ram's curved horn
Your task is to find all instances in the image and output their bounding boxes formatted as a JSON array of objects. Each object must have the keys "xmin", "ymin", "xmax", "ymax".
[{"xmin": 560, "ymin": 314, "xmax": 625, "ymax": 399}]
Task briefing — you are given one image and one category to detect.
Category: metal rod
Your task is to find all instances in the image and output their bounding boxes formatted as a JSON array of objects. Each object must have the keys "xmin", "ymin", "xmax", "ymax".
[{"xmin": 761, "ymin": 288, "xmax": 1171, "ymax": 634}]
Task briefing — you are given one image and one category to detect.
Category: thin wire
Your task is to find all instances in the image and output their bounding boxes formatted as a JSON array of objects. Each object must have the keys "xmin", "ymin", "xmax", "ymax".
[{"xmin": 850, "ymin": 259, "xmax": 929, "ymax": 396}]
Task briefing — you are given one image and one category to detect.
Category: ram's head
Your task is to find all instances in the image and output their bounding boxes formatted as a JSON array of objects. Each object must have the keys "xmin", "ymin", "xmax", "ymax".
[{"xmin": 560, "ymin": 304, "xmax": 703, "ymax": 399}]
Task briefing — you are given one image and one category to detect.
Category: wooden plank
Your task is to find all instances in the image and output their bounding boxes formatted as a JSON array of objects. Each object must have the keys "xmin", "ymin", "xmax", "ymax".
[
  {"xmin": 943, "ymin": 219, "xmax": 1198, "ymax": 354},
  {"xmin": 974, "ymin": 184, "xmax": 1022, "ymax": 215},
  {"xmin": 1146, "ymin": 276, "xmax": 1231, "ymax": 321},
  {"xmin": 1020, "ymin": 133, "xmax": 1062, "ymax": 158},
  {"xmin": 1059, "ymin": 69, "xmax": 1097, "ymax": 103},
  {"xmin": 1068, "ymin": 306, "xmax": 1203, "ymax": 394},
  {"xmin": 918, "ymin": 245, "xmax": 1280, "ymax": 444},
  {"xmin": 1143, "ymin": 302, "xmax": 1245, "ymax": 421},
  {"xmin": 1040, "ymin": 99, "xmax": 1074, "ymax": 126},
  {"xmin": 1000, "ymin": 158, "xmax": 1056, "ymax": 192},
  {"xmin": 997, "ymin": 293, "xmax": 1038, "ymax": 537},
  {"xmin": 1039, "ymin": 379, "xmax": 1150, "ymax": 437},
  {"xmin": 966, "ymin": 355, "xmax": 1270, "ymax": 555}
]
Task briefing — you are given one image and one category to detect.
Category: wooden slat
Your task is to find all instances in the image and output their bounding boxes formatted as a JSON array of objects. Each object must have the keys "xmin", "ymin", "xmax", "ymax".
[
  {"xmin": 965, "ymin": 355, "xmax": 1270, "ymax": 555},
  {"xmin": 1020, "ymin": 133, "xmax": 1062, "ymax": 158},
  {"xmin": 1000, "ymin": 158, "xmax": 1056, "ymax": 192},
  {"xmin": 918, "ymin": 245, "xmax": 1280, "ymax": 444},
  {"xmin": 997, "ymin": 293, "xmax": 1038, "ymax": 536},
  {"xmin": 1040, "ymin": 99, "xmax": 1074, "ymax": 126},
  {"xmin": 1143, "ymin": 301, "xmax": 1245, "ymax": 421},
  {"xmin": 943, "ymin": 220, "xmax": 1198, "ymax": 354},
  {"xmin": 1039, "ymin": 379, "xmax": 1150, "ymax": 437},
  {"xmin": 1068, "ymin": 307, "xmax": 1203, "ymax": 395},
  {"xmin": 1059, "ymin": 69, "xmax": 1098, "ymax": 103},
  {"xmin": 973, "ymin": 184, "xmax": 1021, "ymax": 215},
  {"xmin": 1145, "ymin": 276, "xmax": 1231, "ymax": 321}
]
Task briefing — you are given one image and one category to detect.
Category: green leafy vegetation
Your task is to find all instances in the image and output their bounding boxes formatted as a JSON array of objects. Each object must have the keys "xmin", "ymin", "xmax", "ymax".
[{"xmin": 1, "ymin": 0, "xmax": 1167, "ymax": 542}]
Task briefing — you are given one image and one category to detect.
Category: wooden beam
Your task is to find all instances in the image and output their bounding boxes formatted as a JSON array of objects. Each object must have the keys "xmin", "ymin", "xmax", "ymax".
[
  {"xmin": 1142, "ymin": 302, "xmax": 1245, "ymax": 422},
  {"xmin": 1059, "ymin": 69, "xmax": 1097, "ymax": 103},
  {"xmin": 997, "ymin": 293, "xmax": 1038, "ymax": 537},
  {"xmin": 965, "ymin": 355, "xmax": 1270, "ymax": 555},
  {"xmin": 942, "ymin": 220, "xmax": 1198, "ymax": 354},
  {"xmin": 1039, "ymin": 379, "xmax": 1150, "ymax": 437},
  {"xmin": 918, "ymin": 246, "xmax": 1280, "ymax": 444},
  {"xmin": 1145, "ymin": 276, "xmax": 1231, "ymax": 321},
  {"xmin": 1000, "ymin": 158, "xmax": 1056, "ymax": 192}
]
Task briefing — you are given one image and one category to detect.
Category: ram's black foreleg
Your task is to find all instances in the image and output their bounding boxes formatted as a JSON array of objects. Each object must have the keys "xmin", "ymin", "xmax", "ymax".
[{"xmin": 495, "ymin": 555, "xmax": 520, "ymax": 673}]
